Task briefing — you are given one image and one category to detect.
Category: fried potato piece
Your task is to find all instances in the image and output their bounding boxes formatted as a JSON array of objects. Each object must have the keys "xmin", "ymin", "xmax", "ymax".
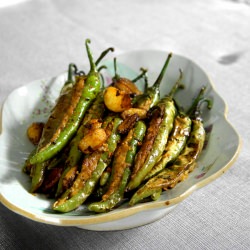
[
  {"xmin": 27, "ymin": 122, "xmax": 44, "ymax": 145},
  {"xmin": 78, "ymin": 128, "xmax": 107, "ymax": 154},
  {"xmin": 114, "ymin": 78, "xmax": 142, "ymax": 95},
  {"xmin": 78, "ymin": 120, "xmax": 108, "ymax": 154},
  {"xmin": 104, "ymin": 86, "xmax": 132, "ymax": 112}
]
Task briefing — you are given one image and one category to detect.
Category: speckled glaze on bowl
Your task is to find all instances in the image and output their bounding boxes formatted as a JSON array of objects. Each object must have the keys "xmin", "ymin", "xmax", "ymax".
[{"xmin": 0, "ymin": 50, "xmax": 241, "ymax": 231}]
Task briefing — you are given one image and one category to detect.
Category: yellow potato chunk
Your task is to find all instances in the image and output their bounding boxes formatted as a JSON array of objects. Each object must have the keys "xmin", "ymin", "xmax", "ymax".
[
  {"xmin": 103, "ymin": 86, "xmax": 132, "ymax": 112},
  {"xmin": 78, "ymin": 128, "xmax": 107, "ymax": 154},
  {"xmin": 27, "ymin": 122, "xmax": 44, "ymax": 145}
]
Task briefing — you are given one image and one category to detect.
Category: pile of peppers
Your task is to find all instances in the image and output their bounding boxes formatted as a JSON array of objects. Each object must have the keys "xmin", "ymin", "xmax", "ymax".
[{"xmin": 23, "ymin": 39, "xmax": 212, "ymax": 213}]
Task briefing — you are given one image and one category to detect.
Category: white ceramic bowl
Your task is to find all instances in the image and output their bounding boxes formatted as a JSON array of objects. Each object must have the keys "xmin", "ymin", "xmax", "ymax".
[{"xmin": 0, "ymin": 50, "xmax": 241, "ymax": 231}]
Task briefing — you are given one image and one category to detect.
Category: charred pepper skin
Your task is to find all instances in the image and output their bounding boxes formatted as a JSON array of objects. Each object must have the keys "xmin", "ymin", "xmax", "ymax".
[
  {"xmin": 54, "ymin": 46, "xmax": 114, "ymax": 196},
  {"xmin": 87, "ymin": 120, "xmax": 146, "ymax": 213},
  {"xmin": 129, "ymin": 87, "xmax": 212, "ymax": 205},
  {"xmin": 144, "ymin": 85, "xmax": 207, "ymax": 181},
  {"xmin": 145, "ymin": 114, "xmax": 192, "ymax": 180},
  {"xmin": 129, "ymin": 119, "xmax": 206, "ymax": 206},
  {"xmin": 126, "ymin": 97, "xmax": 176, "ymax": 191},
  {"xmin": 28, "ymin": 63, "xmax": 76, "ymax": 192},
  {"xmin": 30, "ymin": 161, "xmax": 48, "ymax": 193},
  {"xmin": 55, "ymin": 90, "xmax": 106, "ymax": 197},
  {"xmin": 127, "ymin": 72, "xmax": 186, "ymax": 191},
  {"xmin": 53, "ymin": 117, "xmax": 122, "ymax": 213},
  {"xmin": 104, "ymin": 120, "xmax": 146, "ymax": 199},
  {"xmin": 88, "ymin": 167, "xmax": 130, "ymax": 213},
  {"xmin": 23, "ymin": 148, "xmax": 36, "ymax": 175},
  {"xmin": 29, "ymin": 39, "xmax": 102, "ymax": 165}
]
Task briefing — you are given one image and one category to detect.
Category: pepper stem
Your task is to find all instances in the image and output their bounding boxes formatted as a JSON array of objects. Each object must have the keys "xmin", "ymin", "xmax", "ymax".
[
  {"xmin": 187, "ymin": 86, "xmax": 213, "ymax": 119},
  {"xmin": 143, "ymin": 71, "xmax": 149, "ymax": 92},
  {"xmin": 72, "ymin": 64, "xmax": 85, "ymax": 76},
  {"xmin": 97, "ymin": 65, "xmax": 107, "ymax": 72},
  {"xmin": 168, "ymin": 69, "xmax": 184, "ymax": 98},
  {"xmin": 95, "ymin": 47, "xmax": 114, "ymax": 66},
  {"xmin": 65, "ymin": 63, "xmax": 76, "ymax": 85},
  {"xmin": 113, "ymin": 57, "xmax": 120, "ymax": 81},
  {"xmin": 187, "ymin": 87, "xmax": 206, "ymax": 115},
  {"xmin": 85, "ymin": 39, "xmax": 97, "ymax": 73},
  {"xmin": 153, "ymin": 52, "xmax": 172, "ymax": 89},
  {"xmin": 132, "ymin": 68, "xmax": 148, "ymax": 83}
]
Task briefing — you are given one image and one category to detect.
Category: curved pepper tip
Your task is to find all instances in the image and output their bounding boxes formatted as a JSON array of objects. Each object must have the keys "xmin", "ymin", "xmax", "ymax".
[{"xmin": 85, "ymin": 38, "xmax": 91, "ymax": 45}]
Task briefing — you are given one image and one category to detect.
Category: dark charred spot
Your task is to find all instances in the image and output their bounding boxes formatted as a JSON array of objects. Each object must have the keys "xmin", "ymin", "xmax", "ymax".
[
  {"xmin": 188, "ymin": 150, "xmax": 198, "ymax": 158},
  {"xmin": 187, "ymin": 142, "xmax": 197, "ymax": 148},
  {"xmin": 116, "ymin": 89, "xmax": 121, "ymax": 96},
  {"xmin": 41, "ymin": 167, "xmax": 63, "ymax": 193},
  {"xmin": 118, "ymin": 114, "xmax": 139, "ymax": 134},
  {"xmin": 146, "ymin": 105, "xmax": 164, "ymax": 120},
  {"xmin": 84, "ymin": 123, "xmax": 92, "ymax": 129}
]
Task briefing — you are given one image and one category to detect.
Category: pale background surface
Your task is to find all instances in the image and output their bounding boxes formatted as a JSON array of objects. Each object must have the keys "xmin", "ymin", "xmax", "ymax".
[{"xmin": 0, "ymin": 0, "xmax": 249, "ymax": 249}]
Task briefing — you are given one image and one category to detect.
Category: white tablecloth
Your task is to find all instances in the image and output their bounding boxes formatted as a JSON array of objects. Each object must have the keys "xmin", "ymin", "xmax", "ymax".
[{"xmin": 0, "ymin": 0, "xmax": 249, "ymax": 249}]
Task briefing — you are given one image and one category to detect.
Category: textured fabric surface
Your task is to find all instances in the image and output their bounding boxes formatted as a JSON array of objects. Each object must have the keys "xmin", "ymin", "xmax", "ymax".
[{"xmin": 0, "ymin": 0, "xmax": 249, "ymax": 249}]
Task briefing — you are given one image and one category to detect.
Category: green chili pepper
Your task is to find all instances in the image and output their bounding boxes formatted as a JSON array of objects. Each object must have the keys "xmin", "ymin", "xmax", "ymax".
[
  {"xmin": 151, "ymin": 188, "xmax": 162, "ymax": 201},
  {"xmin": 55, "ymin": 90, "xmax": 106, "ymax": 197},
  {"xmin": 121, "ymin": 53, "xmax": 172, "ymax": 120},
  {"xmin": 29, "ymin": 39, "xmax": 103, "ymax": 165},
  {"xmin": 30, "ymin": 161, "xmax": 48, "ymax": 193},
  {"xmin": 47, "ymin": 150, "xmax": 67, "ymax": 170},
  {"xmin": 28, "ymin": 63, "xmax": 77, "ymax": 191},
  {"xmin": 23, "ymin": 148, "xmax": 36, "ymax": 175},
  {"xmin": 144, "ymin": 114, "xmax": 192, "ymax": 180},
  {"xmin": 144, "ymin": 85, "xmax": 210, "ymax": 180},
  {"xmin": 144, "ymin": 70, "xmax": 192, "ymax": 179},
  {"xmin": 99, "ymin": 170, "xmax": 111, "ymax": 187},
  {"xmin": 88, "ymin": 167, "xmax": 130, "ymax": 213},
  {"xmin": 37, "ymin": 63, "xmax": 78, "ymax": 150},
  {"xmin": 129, "ymin": 121, "xmax": 205, "ymax": 205},
  {"xmin": 54, "ymin": 46, "xmax": 114, "ymax": 196},
  {"xmin": 129, "ymin": 87, "xmax": 213, "ymax": 205},
  {"xmin": 53, "ymin": 117, "xmax": 122, "ymax": 212},
  {"xmin": 126, "ymin": 76, "xmax": 184, "ymax": 191},
  {"xmin": 87, "ymin": 120, "xmax": 146, "ymax": 212},
  {"xmin": 133, "ymin": 53, "xmax": 172, "ymax": 109},
  {"xmin": 104, "ymin": 120, "xmax": 146, "ymax": 199}
]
